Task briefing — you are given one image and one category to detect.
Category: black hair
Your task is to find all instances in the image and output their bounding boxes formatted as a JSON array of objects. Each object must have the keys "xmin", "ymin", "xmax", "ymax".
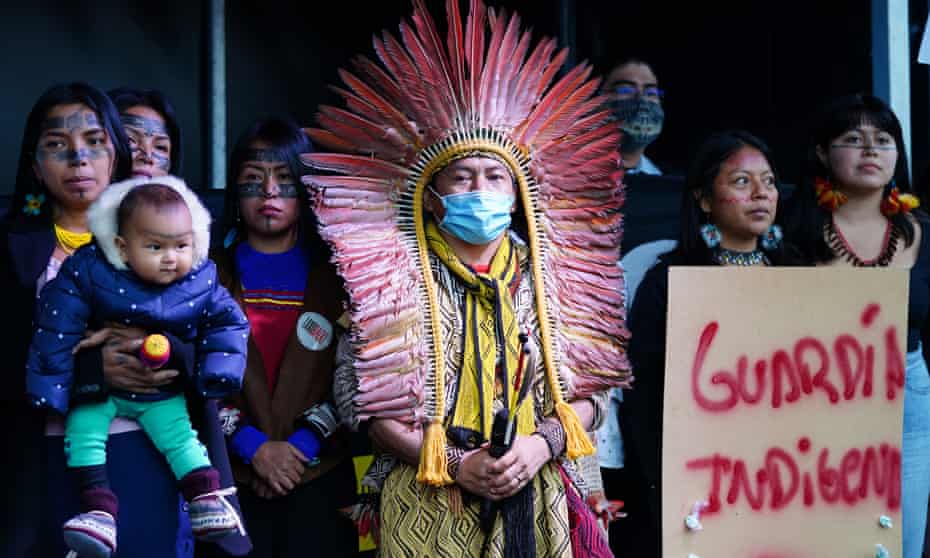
[
  {"xmin": 108, "ymin": 86, "xmax": 184, "ymax": 175},
  {"xmin": 8, "ymin": 82, "xmax": 132, "ymax": 223},
  {"xmin": 601, "ymin": 57, "xmax": 659, "ymax": 90},
  {"xmin": 221, "ymin": 117, "xmax": 324, "ymax": 260},
  {"xmin": 117, "ymin": 183, "xmax": 187, "ymax": 234},
  {"xmin": 783, "ymin": 94, "xmax": 916, "ymax": 263},
  {"xmin": 679, "ymin": 129, "xmax": 789, "ymax": 265}
]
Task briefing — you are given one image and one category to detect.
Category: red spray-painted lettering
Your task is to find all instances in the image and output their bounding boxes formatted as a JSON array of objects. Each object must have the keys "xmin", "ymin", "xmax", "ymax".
[
  {"xmin": 691, "ymin": 304, "xmax": 905, "ymax": 412},
  {"xmin": 686, "ymin": 437, "xmax": 901, "ymax": 515}
]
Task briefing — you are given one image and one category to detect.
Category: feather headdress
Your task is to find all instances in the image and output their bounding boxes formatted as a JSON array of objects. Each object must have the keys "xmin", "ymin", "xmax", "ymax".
[{"xmin": 303, "ymin": 0, "xmax": 631, "ymax": 486}]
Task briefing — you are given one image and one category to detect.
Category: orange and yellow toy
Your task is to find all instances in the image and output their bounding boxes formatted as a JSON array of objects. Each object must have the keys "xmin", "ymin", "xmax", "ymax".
[{"xmin": 140, "ymin": 333, "xmax": 171, "ymax": 369}]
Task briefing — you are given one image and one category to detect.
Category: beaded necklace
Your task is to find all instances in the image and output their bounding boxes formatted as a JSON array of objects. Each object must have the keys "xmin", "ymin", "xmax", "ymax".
[
  {"xmin": 712, "ymin": 248, "xmax": 770, "ymax": 266},
  {"xmin": 825, "ymin": 216, "xmax": 898, "ymax": 267},
  {"xmin": 53, "ymin": 224, "xmax": 93, "ymax": 256}
]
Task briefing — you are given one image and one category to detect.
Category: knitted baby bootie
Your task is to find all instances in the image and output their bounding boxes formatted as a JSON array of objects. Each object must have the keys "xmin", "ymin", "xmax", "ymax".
[
  {"xmin": 62, "ymin": 510, "xmax": 117, "ymax": 558},
  {"xmin": 188, "ymin": 487, "xmax": 245, "ymax": 541}
]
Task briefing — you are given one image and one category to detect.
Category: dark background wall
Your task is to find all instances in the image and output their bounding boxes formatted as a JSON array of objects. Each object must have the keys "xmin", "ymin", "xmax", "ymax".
[{"xmin": 0, "ymin": 0, "xmax": 926, "ymax": 198}]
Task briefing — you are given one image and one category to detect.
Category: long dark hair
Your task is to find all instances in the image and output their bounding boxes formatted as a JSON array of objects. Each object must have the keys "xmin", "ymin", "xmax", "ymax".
[
  {"xmin": 221, "ymin": 117, "xmax": 325, "ymax": 262},
  {"xmin": 783, "ymin": 93, "xmax": 916, "ymax": 263},
  {"xmin": 108, "ymin": 86, "xmax": 184, "ymax": 175},
  {"xmin": 679, "ymin": 130, "xmax": 788, "ymax": 265},
  {"xmin": 8, "ymin": 82, "xmax": 132, "ymax": 223}
]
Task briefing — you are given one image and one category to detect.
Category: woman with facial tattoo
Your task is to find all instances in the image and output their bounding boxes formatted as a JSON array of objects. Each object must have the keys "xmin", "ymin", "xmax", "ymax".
[
  {"xmin": 206, "ymin": 118, "xmax": 358, "ymax": 558},
  {"xmin": 620, "ymin": 130, "xmax": 796, "ymax": 557},
  {"xmin": 108, "ymin": 87, "xmax": 183, "ymax": 179},
  {"xmin": 784, "ymin": 95, "xmax": 930, "ymax": 558},
  {"xmin": 0, "ymin": 83, "xmax": 249, "ymax": 558}
]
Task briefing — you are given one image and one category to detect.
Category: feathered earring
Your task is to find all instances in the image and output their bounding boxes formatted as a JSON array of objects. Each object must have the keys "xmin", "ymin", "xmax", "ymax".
[
  {"xmin": 880, "ymin": 180, "xmax": 920, "ymax": 217},
  {"xmin": 814, "ymin": 177, "xmax": 847, "ymax": 211}
]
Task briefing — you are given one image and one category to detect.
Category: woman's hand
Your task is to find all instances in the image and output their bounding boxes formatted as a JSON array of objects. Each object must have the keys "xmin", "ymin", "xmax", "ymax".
[
  {"xmin": 74, "ymin": 325, "xmax": 179, "ymax": 394},
  {"xmin": 250, "ymin": 441, "xmax": 308, "ymax": 497},
  {"xmin": 485, "ymin": 434, "xmax": 551, "ymax": 500},
  {"xmin": 248, "ymin": 475, "xmax": 278, "ymax": 500}
]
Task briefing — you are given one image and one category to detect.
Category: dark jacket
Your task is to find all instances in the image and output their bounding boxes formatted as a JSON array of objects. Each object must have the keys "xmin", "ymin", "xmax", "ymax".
[
  {"xmin": 213, "ymin": 245, "xmax": 355, "ymax": 495},
  {"xmin": 26, "ymin": 242, "xmax": 248, "ymax": 414}
]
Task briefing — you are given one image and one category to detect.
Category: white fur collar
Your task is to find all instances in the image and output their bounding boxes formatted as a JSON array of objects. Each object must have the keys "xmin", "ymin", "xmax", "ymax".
[{"xmin": 88, "ymin": 175, "xmax": 212, "ymax": 271}]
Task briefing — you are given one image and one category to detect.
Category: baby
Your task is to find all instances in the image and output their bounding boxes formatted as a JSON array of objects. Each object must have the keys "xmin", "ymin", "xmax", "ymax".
[{"xmin": 26, "ymin": 176, "xmax": 249, "ymax": 558}]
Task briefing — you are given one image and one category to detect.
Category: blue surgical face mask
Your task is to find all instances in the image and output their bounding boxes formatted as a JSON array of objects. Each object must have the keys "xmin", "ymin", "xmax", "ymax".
[{"xmin": 429, "ymin": 186, "xmax": 514, "ymax": 245}]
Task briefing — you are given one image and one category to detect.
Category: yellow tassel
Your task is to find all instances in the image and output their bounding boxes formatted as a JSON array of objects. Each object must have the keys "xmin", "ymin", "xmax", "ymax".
[
  {"xmin": 556, "ymin": 401, "xmax": 595, "ymax": 459},
  {"xmin": 447, "ymin": 485, "xmax": 464, "ymax": 516},
  {"xmin": 416, "ymin": 420, "xmax": 453, "ymax": 486}
]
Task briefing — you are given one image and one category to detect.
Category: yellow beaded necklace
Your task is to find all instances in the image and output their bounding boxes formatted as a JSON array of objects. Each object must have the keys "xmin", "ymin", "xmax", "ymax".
[{"xmin": 54, "ymin": 224, "xmax": 93, "ymax": 256}]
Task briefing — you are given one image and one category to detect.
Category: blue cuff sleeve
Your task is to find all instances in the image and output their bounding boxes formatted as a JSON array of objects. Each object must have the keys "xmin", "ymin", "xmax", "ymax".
[
  {"xmin": 288, "ymin": 428, "xmax": 321, "ymax": 464},
  {"xmin": 229, "ymin": 425, "xmax": 268, "ymax": 464}
]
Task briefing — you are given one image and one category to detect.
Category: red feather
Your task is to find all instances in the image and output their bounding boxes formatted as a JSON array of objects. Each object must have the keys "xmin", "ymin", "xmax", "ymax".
[
  {"xmin": 527, "ymin": 79, "xmax": 601, "ymax": 146},
  {"xmin": 517, "ymin": 61, "xmax": 590, "ymax": 144},
  {"xmin": 317, "ymin": 105, "xmax": 408, "ymax": 160},
  {"xmin": 302, "ymin": 153, "xmax": 409, "ymax": 179},
  {"xmin": 500, "ymin": 29, "xmax": 532, "ymax": 128},
  {"xmin": 376, "ymin": 32, "xmax": 436, "ymax": 134},
  {"xmin": 477, "ymin": 6, "xmax": 507, "ymax": 123},
  {"xmin": 399, "ymin": 20, "xmax": 454, "ymax": 132},
  {"xmin": 487, "ymin": 12, "xmax": 522, "ymax": 125},
  {"xmin": 534, "ymin": 47, "xmax": 569, "ymax": 100},
  {"xmin": 510, "ymin": 36, "xmax": 557, "ymax": 120},
  {"xmin": 337, "ymin": 69, "xmax": 419, "ymax": 143},
  {"xmin": 412, "ymin": 0, "xmax": 462, "ymax": 120},
  {"xmin": 350, "ymin": 55, "xmax": 409, "ymax": 114},
  {"xmin": 302, "ymin": 175, "xmax": 398, "ymax": 193},
  {"xmin": 304, "ymin": 128, "xmax": 358, "ymax": 153},
  {"xmin": 446, "ymin": 0, "xmax": 467, "ymax": 116},
  {"xmin": 464, "ymin": 0, "xmax": 486, "ymax": 118}
]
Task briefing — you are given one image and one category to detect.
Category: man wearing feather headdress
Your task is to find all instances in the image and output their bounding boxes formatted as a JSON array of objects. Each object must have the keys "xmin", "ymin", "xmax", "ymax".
[{"xmin": 302, "ymin": 1, "xmax": 631, "ymax": 556}]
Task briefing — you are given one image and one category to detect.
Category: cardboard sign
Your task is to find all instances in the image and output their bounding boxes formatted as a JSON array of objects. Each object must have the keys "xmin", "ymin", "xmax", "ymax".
[{"xmin": 662, "ymin": 268, "xmax": 907, "ymax": 558}]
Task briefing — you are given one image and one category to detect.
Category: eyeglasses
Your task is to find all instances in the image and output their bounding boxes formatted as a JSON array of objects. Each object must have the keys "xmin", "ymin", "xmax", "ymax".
[{"xmin": 613, "ymin": 85, "xmax": 664, "ymax": 102}]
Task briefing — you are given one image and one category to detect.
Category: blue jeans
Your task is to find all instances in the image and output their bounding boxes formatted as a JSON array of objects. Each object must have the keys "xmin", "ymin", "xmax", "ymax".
[{"xmin": 903, "ymin": 346, "xmax": 930, "ymax": 558}]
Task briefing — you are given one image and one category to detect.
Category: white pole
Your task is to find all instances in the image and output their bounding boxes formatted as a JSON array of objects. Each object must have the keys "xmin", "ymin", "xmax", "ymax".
[
  {"xmin": 208, "ymin": 0, "xmax": 226, "ymax": 189},
  {"xmin": 872, "ymin": 0, "xmax": 912, "ymax": 175}
]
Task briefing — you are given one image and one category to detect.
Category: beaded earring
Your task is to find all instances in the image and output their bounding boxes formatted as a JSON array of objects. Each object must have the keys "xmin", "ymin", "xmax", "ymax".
[
  {"xmin": 700, "ymin": 223, "xmax": 721, "ymax": 249},
  {"xmin": 759, "ymin": 224, "xmax": 783, "ymax": 251}
]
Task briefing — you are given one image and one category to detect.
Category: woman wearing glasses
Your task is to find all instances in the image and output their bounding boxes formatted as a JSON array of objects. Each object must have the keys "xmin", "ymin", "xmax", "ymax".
[{"xmin": 784, "ymin": 94, "xmax": 929, "ymax": 558}]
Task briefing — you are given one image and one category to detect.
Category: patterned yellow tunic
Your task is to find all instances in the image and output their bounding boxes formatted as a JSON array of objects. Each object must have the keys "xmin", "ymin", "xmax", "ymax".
[{"xmin": 334, "ymin": 238, "xmax": 605, "ymax": 557}]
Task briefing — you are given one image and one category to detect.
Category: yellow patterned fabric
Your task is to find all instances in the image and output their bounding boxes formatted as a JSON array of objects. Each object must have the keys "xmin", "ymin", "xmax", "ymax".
[
  {"xmin": 425, "ymin": 222, "xmax": 535, "ymax": 439},
  {"xmin": 379, "ymin": 462, "xmax": 571, "ymax": 558}
]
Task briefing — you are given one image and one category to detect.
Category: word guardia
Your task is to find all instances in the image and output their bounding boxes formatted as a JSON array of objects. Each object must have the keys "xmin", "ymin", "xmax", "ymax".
[{"xmin": 690, "ymin": 303, "xmax": 905, "ymax": 412}]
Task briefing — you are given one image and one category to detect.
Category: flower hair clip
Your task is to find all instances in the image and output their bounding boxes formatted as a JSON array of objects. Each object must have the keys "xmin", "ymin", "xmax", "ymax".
[
  {"xmin": 22, "ymin": 193, "xmax": 45, "ymax": 216},
  {"xmin": 880, "ymin": 187, "xmax": 920, "ymax": 217},
  {"xmin": 814, "ymin": 177, "xmax": 847, "ymax": 211}
]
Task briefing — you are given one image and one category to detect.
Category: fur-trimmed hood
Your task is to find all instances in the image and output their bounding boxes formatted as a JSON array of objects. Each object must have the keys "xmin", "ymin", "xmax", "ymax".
[{"xmin": 87, "ymin": 174, "xmax": 212, "ymax": 271}]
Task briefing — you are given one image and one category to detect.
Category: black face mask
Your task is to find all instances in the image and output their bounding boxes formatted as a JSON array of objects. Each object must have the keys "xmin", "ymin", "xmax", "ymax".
[{"xmin": 609, "ymin": 98, "xmax": 664, "ymax": 152}]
